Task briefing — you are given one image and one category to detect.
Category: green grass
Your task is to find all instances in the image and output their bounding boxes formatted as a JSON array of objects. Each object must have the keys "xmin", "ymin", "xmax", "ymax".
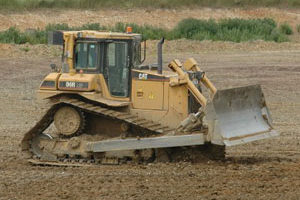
[
  {"xmin": 172, "ymin": 18, "xmax": 289, "ymax": 42},
  {"xmin": 0, "ymin": 23, "xmax": 105, "ymax": 44},
  {"xmin": 0, "ymin": 18, "xmax": 291, "ymax": 44},
  {"xmin": 20, "ymin": 46, "xmax": 30, "ymax": 52},
  {"xmin": 1, "ymin": 0, "xmax": 300, "ymax": 10}
]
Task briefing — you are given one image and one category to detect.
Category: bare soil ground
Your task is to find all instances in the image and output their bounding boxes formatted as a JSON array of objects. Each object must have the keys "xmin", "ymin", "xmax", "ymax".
[{"xmin": 0, "ymin": 41, "xmax": 300, "ymax": 199}]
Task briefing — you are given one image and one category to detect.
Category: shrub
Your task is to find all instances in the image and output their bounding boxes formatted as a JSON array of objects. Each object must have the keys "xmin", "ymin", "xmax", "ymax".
[
  {"xmin": 280, "ymin": 23, "xmax": 293, "ymax": 35},
  {"xmin": 80, "ymin": 23, "xmax": 104, "ymax": 31},
  {"xmin": 20, "ymin": 47, "xmax": 30, "ymax": 52},
  {"xmin": 0, "ymin": 18, "xmax": 290, "ymax": 44},
  {"xmin": 270, "ymin": 29, "xmax": 289, "ymax": 42},
  {"xmin": 171, "ymin": 18, "xmax": 287, "ymax": 42},
  {"xmin": 173, "ymin": 18, "xmax": 218, "ymax": 39},
  {"xmin": 0, "ymin": 27, "xmax": 27, "ymax": 44},
  {"xmin": 45, "ymin": 23, "xmax": 71, "ymax": 31}
]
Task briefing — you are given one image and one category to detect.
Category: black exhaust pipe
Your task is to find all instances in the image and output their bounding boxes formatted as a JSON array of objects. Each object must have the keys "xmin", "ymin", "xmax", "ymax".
[{"xmin": 157, "ymin": 38, "xmax": 164, "ymax": 74}]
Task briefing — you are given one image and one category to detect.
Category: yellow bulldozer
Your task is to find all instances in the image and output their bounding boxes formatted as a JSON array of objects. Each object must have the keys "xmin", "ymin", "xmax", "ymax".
[{"xmin": 21, "ymin": 28, "xmax": 278, "ymax": 165}]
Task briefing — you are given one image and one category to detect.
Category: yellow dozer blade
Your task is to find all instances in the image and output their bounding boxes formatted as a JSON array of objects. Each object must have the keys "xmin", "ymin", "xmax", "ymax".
[{"xmin": 205, "ymin": 85, "xmax": 278, "ymax": 146}]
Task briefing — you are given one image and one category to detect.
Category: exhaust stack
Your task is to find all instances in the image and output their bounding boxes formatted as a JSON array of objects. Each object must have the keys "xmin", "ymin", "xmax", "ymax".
[{"xmin": 157, "ymin": 38, "xmax": 164, "ymax": 74}]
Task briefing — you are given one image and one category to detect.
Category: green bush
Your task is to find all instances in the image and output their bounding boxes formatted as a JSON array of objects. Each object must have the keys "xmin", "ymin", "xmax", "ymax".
[
  {"xmin": 170, "ymin": 18, "xmax": 288, "ymax": 42},
  {"xmin": 280, "ymin": 23, "xmax": 293, "ymax": 35},
  {"xmin": 173, "ymin": 18, "xmax": 218, "ymax": 39},
  {"xmin": 0, "ymin": 27, "xmax": 27, "ymax": 44},
  {"xmin": 0, "ymin": 18, "xmax": 291, "ymax": 44},
  {"xmin": 45, "ymin": 23, "xmax": 71, "ymax": 31},
  {"xmin": 20, "ymin": 47, "xmax": 30, "ymax": 52},
  {"xmin": 270, "ymin": 29, "xmax": 289, "ymax": 42}
]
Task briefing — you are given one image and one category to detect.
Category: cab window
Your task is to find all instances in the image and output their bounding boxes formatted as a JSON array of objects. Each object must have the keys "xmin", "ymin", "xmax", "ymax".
[
  {"xmin": 106, "ymin": 42, "xmax": 129, "ymax": 97},
  {"xmin": 75, "ymin": 43, "xmax": 97, "ymax": 69}
]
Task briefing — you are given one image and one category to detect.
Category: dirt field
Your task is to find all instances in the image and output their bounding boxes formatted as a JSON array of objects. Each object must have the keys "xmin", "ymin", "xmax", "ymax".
[
  {"xmin": 0, "ymin": 39, "xmax": 300, "ymax": 199},
  {"xmin": 1, "ymin": 7, "xmax": 300, "ymax": 31}
]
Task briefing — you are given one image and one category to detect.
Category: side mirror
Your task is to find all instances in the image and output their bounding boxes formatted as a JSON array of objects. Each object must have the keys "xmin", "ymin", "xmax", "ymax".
[{"xmin": 50, "ymin": 63, "xmax": 58, "ymax": 72}]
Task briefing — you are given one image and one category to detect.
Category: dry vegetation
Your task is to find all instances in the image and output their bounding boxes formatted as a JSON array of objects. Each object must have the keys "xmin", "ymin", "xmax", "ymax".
[{"xmin": 1, "ymin": 0, "xmax": 300, "ymax": 10}]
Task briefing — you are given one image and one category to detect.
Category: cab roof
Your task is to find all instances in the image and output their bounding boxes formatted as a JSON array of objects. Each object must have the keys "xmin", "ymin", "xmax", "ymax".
[{"xmin": 63, "ymin": 30, "xmax": 142, "ymax": 40}]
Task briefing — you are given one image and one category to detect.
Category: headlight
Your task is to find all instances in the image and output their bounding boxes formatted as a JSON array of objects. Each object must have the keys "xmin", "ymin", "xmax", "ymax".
[{"xmin": 40, "ymin": 80, "xmax": 55, "ymax": 88}]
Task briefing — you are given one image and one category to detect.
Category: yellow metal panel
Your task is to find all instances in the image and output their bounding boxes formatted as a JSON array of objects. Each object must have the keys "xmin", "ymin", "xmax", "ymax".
[
  {"xmin": 132, "ymin": 69, "xmax": 176, "ymax": 78},
  {"xmin": 183, "ymin": 58, "xmax": 198, "ymax": 71},
  {"xmin": 37, "ymin": 90, "xmax": 129, "ymax": 107},
  {"xmin": 163, "ymin": 82, "xmax": 169, "ymax": 110},
  {"xmin": 39, "ymin": 72, "xmax": 60, "ymax": 90},
  {"xmin": 98, "ymin": 74, "xmax": 130, "ymax": 102},
  {"xmin": 130, "ymin": 84, "xmax": 189, "ymax": 128},
  {"xmin": 58, "ymin": 73, "xmax": 97, "ymax": 91},
  {"xmin": 132, "ymin": 79, "xmax": 164, "ymax": 110},
  {"xmin": 169, "ymin": 85, "xmax": 188, "ymax": 119},
  {"xmin": 130, "ymin": 108, "xmax": 183, "ymax": 129}
]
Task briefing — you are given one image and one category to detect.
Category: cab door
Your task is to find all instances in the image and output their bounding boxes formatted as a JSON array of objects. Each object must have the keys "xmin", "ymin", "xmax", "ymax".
[{"xmin": 104, "ymin": 41, "xmax": 130, "ymax": 97}]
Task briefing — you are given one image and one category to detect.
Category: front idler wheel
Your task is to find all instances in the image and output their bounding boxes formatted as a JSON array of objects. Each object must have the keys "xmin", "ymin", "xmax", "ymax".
[{"xmin": 54, "ymin": 106, "xmax": 85, "ymax": 137}]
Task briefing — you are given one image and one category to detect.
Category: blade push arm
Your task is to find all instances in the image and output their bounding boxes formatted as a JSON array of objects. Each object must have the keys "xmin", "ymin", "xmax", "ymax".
[
  {"xmin": 183, "ymin": 58, "xmax": 217, "ymax": 96},
  {"xmin": 168, "ymin": 58, "xmax": 217, "ymax": 107}
]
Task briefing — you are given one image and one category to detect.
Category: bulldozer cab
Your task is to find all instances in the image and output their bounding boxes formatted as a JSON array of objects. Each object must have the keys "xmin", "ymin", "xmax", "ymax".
[
  {"xmin": 47, "ymin": 30, "xmax": 144, "ymax": 99},
  {"xmin": 72, "ymin": 34, "xmax": 144, "ymax": 98},
  {"xmin": 74, "ymin": 40, "xmax": 131, "ymax": 97}
]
